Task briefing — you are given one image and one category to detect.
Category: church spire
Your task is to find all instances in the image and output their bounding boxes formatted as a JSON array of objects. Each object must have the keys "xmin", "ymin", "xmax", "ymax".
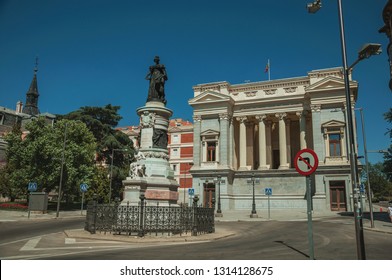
[{"xmin": 22, "ymin": 57, "xmax": 40, "ymax": 115}]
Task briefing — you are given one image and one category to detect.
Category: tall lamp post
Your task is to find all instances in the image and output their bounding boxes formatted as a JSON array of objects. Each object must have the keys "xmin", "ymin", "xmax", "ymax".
[
  {"xmin": 109, "ymin": 148, "xmax": 128, "ymax": 204},
  {"xmin": 307, "ymin": 0, "xmax": 381, "ymax": 260},
  {"xmin": 214, "ymin": 175, "xmax": 223, "ymax": 217},
  {"xmin": 249, "ymin": 173, "xmax": 258, "ymax": 218},
  {"xmin": 56, "ymin": 123, "xmax": 67, "ymax": 218}
]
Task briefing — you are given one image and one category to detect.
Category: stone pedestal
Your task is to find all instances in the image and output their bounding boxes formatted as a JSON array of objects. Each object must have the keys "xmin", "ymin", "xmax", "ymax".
[{"xmin": 122, "ymin": 101, "xmax": 179, "ymax": 206}]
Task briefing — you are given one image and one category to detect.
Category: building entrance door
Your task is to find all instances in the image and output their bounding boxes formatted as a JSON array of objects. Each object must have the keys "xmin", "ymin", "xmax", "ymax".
[
  {"xmin": 203, "ymin": 182, "xmax": 215, "ymax": 208},
  {"xmin": 329, "ymin": 181, "xmax": 347, "ymax": 211}
]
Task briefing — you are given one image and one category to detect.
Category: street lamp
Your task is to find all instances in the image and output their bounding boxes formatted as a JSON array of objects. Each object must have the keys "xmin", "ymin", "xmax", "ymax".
[
  {"xmin": 56, "ymin": 122, "xmax": 67, "ymax": 218},
  {"xmin": 349, "ymin": 44, "xmax": 382, "ymax": 71},
  {"xmin": 307, "ymin": 0, "xmax": 321, "ymax": 13},
  {"xmin": 214, "ymin": 175, "xmax": 223, "ymax": 217},
  {"xmin": 109, "ymin": 148, "xmax": 128, "ymax": 204},
  {"xmin": 249, "ymin": 173, "xmax": 258, "ymax": 218},
  {"xmin": 307, "ymin": 0, "xmax": 381, "ymax": 260}
]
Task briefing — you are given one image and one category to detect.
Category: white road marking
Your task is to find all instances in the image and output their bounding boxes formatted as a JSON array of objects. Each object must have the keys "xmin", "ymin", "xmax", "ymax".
[
  {"xmin": 20, "ymin": 237, "xmax": 41, "ymax": 251},
  {"xmin": 64, "ymin": 238, "xmax": 123, "ymax": 244}
]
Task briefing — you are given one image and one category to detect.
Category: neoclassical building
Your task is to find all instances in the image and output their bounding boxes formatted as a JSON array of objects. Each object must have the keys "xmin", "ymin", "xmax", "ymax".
[{"xmin": 188, "ymin": 67, "xmax": 361, "ymax": 213}]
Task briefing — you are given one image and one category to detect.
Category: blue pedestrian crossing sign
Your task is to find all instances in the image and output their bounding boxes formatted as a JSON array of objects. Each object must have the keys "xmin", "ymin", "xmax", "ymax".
[
  {"xmin": 80, "ymin": 183, "xmax": 89, "ymax": 192},
  {"xmin": 265, "ymin": 188, "xmax": 272, "ymax": 196},
  {"xmin": 360, "ymin": 184, "xmax": 365, "ymax": 194},
  {"xmin": 28, "ymin": 182, "xmax": 37, "ymax": 192},
  {"xmin": 188, "ymin": 188, "xmax": 195, "ymax": 196}
]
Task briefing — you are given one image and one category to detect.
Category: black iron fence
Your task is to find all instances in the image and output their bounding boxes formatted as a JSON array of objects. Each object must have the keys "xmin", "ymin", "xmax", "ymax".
[{"xmin": 85, "ymin": 195, "xmax": 215, "ymax": 237}]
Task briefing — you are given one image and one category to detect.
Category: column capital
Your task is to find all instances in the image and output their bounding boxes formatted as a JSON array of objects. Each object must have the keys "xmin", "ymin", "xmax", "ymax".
[
  {"xmin": 236, "ymin": 116, "xmax": 248, "ymax": 123},
  {"xmin": 310, "ymin": 105, "xmax": 321, "ymax": 112},
  {"xmin": 193, "ymin": 115, "xmax": 202, "ymax": 122},
  {"xmin": 255, "ymin": 114, "xmax": 267, "ymax": 122},
  {"xmin": 275, "ymin": 113, "xmax": 287, "ymax": 120},
  {"xmin": 219, "ymin": 113, "xmax": 231, "ymax": 120}
]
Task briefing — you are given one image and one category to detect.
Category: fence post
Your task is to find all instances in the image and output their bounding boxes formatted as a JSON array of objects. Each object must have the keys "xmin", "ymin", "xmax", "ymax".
[
  {"xmin": 192, "ymin": 195, "xmax": 199, "ymax": 236},
  {"xmin": 113, "ymin": 197, "xmax": 120, "ymax": 232},
  {"xmin": 138, "ymin": 193, "xmax": 145, "ymax": 237}
]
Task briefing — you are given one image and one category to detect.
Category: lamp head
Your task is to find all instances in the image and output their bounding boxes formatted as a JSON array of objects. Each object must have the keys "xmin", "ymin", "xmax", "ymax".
[
  {"xmin": 307, "ymin": 0, "xmax": 321, "ymax": 13},
  {"xmin": 358, "ymin": 43, "xmax": 382, "ymax": 60}
]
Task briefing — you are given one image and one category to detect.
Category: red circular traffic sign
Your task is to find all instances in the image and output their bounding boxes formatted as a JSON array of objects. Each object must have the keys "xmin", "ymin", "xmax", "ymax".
[{"xmin": 294, "ymin": 149, "xmax": 319, "ymax": 176}]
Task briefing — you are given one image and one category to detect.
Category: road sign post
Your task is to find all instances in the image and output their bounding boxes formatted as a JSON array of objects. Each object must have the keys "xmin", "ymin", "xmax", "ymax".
[
  {"xmin": 27, "ymin": 182, "xmax": 37, "ymax": 219},
  {"xmin": 80, "ymin": 183, "xmax": 89, "ymax": 215},
  {"xmin": 265, "ymin": 188, "xmax": 272, "ymax": 220},
  {"xmin": 294, "ymin": 149, "xmax": 319, "ymax": 260},
  {"xmin": 188, "ymin": 188, "xmax": 194, "ymax": 206}
]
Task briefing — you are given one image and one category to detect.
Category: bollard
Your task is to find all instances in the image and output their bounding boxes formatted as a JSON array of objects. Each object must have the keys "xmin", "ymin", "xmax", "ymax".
[
  {"xmin": 192, "ymin": 195, "xmax": 199, "ymax": 236},
  {"xmin": 138, "ymin": 193, "xmax": 145, "ymax": 237}
]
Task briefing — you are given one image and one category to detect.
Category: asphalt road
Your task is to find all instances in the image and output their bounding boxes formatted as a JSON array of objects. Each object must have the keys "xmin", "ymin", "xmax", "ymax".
[
  {"xmin": 0, "ymin": 217, "xmax": 85, "ymax": 244},
  {"xmin": 1, "ymin": 216, "xmax": 391, "ymax": 260}
]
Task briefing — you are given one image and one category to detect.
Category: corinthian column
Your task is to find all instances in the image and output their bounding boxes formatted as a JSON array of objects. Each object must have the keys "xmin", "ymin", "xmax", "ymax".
[
  {"xmin": 236, "ymin": 116, "xmax": 248, "ymax": 170},
  {"xmin": 192, "ymin": 115, "xmax": 202, "ymax": 166},
  {"xmin": 219, "ymin": 113, "xmax": 230, "ymax": 168},
  {"xmin": 276, "ymin": 113, "xmax": 289, "ymax": 169},
  {"xmin": 256, "ymin": 115, "xmax": 268, "ymax": 170},
  {"xmin": 296, "ymin": 111, "xmax": 307, "ymax": 149}
]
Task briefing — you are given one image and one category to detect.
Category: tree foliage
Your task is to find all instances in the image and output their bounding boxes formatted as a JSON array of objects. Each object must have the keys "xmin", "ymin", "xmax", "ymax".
[
  {"xmin": 0, "ymin": 118, "xmax": 96, "ymax": 202},
  {"xmin": 366, "ymin": 162, "xmax": 392, "ymax": 201},
  {"xmin": 384, "ymin": 108, "xmax": 392, "ymax": 183},
  {"xmin": 61, "ymin": 104, "xmax": 134, "ymax": 202}
]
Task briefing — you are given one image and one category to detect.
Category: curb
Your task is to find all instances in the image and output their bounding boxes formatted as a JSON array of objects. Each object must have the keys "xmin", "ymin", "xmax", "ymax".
[{"xmin": 64, "ymin": 229, "xmax": 236, "ymax": 243}]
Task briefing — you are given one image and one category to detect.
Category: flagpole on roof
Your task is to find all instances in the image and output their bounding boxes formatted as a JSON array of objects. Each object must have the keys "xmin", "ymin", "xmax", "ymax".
[
  {"xmin": 268, "ymin": 59, "xmax": 270, "ymax": 81},
  {"xmin": 265, "ymin": 59, "xmax": 271, "ymax": 81}
]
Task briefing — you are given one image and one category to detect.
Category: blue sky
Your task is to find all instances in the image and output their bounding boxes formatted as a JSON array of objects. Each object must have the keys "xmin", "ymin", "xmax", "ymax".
[{"xmin": 0, "ymin": 0, "xmax": 390, "ymax": 164}]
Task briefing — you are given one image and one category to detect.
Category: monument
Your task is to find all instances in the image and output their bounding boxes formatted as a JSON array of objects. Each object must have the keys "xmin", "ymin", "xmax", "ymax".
[{"xmin": 122, "ymin": 56, "xmax": 179, "ymax": 206}]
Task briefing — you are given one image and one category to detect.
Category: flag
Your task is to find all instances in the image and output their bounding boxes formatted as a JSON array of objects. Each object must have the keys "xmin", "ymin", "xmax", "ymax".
[
  {"xmin": 264, "ymin": 59, "xmax": 270, "ymax": 81},
  {"xmin": 264, "ymin": 61, "xmax": 269, "ymax": 73}
]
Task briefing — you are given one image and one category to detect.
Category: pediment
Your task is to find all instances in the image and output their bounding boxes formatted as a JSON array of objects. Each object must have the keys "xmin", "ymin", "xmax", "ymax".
[
  {"xmin": 306, "ymin": 76, "xmax": 357, "ymax": 92},
  {"xmin": 322, "ymin": 120, "xmax": 345, "ymax": 128},
  {"xmin": 189, "ymin": 90, "xmax": 230, "ymax": 104},
  {"xmin": 168, "ymin": 126, "xmax": 182, "ymax": 133},
  {"xmin": 200, "ymin": 129, "xmax": 220, "ymax": 137}
]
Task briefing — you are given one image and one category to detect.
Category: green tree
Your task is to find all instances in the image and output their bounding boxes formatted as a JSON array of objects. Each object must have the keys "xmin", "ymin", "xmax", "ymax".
[
  {"xmin": 367, "ymin": 162, "xmax": 392, "ymax": 201},
  {"xmin": 61, "ymin": 104, "xmax": 134, "ymax": 202},
  {"xmin": 384, "ymin": 108, "xmax": 392, "ymax": 183},
  {"xmin": 85, "ymin": 166, "xmax": 110, "ymax": 203},
  {"xmin": 0, "ymin": 118, "xmax": 97, "ymax": 202},
  {"xmin": 52, "ymin": 120, "xmax": 97, "ymax": 203},
  {"xmin": 1, "ymin": 124, "xmax": 30, "ymax": 201}
]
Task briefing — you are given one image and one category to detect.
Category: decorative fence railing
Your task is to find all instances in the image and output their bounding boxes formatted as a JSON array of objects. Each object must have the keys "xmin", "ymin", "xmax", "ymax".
[{"xmin": 84, "ymin": 195, "xmax": 215, "ymax": 237}]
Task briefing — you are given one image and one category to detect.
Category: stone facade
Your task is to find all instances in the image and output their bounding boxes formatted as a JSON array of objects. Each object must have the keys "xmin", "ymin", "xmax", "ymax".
[{"xmin": 188, "ymin": 67, "xmax": 362, "ymax": 213}]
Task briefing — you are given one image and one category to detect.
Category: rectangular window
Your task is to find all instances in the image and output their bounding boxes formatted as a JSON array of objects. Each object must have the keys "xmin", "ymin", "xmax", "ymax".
[
  {"xmin": 207, "ymin": 142, "xmax": 216, "ymax": 162},
  {"xmin": 329, "ymin": 133, "xmax": 341, "ymax": 156},
  {"xmin": 172, "ymin": 134, "xmax": 180, "ymax": 144},
  {"xmin": 172, "ymin": 148, "xmax": 179, "ymax": 157}
]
